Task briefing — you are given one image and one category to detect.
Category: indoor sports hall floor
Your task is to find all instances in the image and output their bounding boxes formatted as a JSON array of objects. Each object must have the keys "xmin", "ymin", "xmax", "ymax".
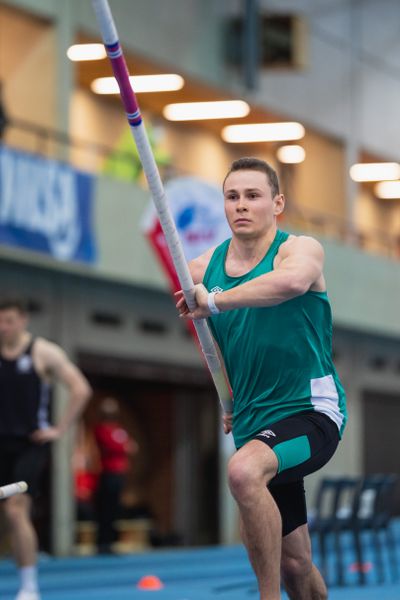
[{"xmin": 1, "ymin": 530, "xmax": 399, "ymax": 600}]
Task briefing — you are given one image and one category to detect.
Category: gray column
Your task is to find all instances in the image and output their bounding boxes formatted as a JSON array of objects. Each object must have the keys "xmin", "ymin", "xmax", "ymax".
[
  {"xmin": 54, "ymin": 0, "xmax": 74, "ymax": 160},
  {"xmin": 345, "ymin": 0, "xmax": 362, "ymax": 243},
  {"xmin": 173, "ymin": 391, "xmax": 199, "ymax": 544},
  {"xmin": 49, "ymin": 4, "xmax": 75, "ymax": 556},
  {"xmin": 243, "ymin": 0, "xmax": 260, "ymax": 91},
  {"xmin": 51, "ymin": 384, "xmax": 76, "ymax": 556},
  {"xmin": 50, "ymin": 284, "xmax": 76, "ymax": 556}
]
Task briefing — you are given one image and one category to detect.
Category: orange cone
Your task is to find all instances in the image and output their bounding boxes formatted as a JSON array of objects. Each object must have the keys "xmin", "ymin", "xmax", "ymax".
[{"xmin": 136, "ymin": 574, "xmax": 164, "ymax": 590}]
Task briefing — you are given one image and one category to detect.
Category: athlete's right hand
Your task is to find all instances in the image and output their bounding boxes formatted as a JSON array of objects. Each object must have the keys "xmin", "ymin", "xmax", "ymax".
[{"xmin": 175, "ymin": 284, "xmax": 211, "ymax": 320}]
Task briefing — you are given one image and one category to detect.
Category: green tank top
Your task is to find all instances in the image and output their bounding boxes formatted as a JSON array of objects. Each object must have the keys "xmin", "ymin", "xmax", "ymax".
[{"xmin": 203, "ymin": 230, "xmax": 347, "ymax": 449}]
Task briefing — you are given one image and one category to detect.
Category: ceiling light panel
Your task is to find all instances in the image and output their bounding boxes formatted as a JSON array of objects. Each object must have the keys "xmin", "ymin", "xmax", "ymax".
[
  {"xmin": 91, "ymin": 74, "xmax": 184, "ymax": 94},
  {"xmin": 222, "ymin": 122, "xmax": 305, "ymax": 143},
  {"xmin": 277, "ymin": 145, "xmax": 306, "ymax": 164},
  {"xmin": 163, "ymin": 100, "xmax": 250, "ymax": 121},
  {"xmin": 350, "ymin": 162, "xmax": 400, "ymax": 182},
  {"xmin": 67, "ymin": 44, "xmax": 106, "ymax": 61},
  {"xmin": 374, "ymin": 180, "xmax": 400, "ymax": 199}
]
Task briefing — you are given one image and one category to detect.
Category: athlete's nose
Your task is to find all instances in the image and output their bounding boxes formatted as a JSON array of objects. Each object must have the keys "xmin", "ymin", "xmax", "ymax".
[{"xmin": 236, "ymin": 195, "xmax": 248, "ymax": 211}]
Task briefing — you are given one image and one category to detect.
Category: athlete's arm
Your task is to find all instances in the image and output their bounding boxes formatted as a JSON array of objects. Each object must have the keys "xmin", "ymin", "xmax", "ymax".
[
  {"xmin": 31, "ymin": 339, "xmax": 92, "ymax": 443},
  {"xmin": 177, "ymin": 236, "xmax": 324, "ymax": 319},
  {"xmin": 218, "ymin": 235, "xmax": 324, "ymax": 309},
  {"xmin": 174, "ymin": 246, "xmax": 215, "ymax": 311}
]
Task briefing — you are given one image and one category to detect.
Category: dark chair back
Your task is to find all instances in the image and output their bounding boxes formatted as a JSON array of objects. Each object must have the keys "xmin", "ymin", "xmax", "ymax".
[
  {"xmin": 350, "ymin": 474, "xmax": 398, "ymax": 527},
  {"xmin": 373, "ymin": 474, "xmax": 399, "ymax": 528},
  {"xmin": 310, "ymin": 476, "xmax": 362, "ymax": 586},
  {"xmin": 337, "ymin": 473, "xmax": 399, "ymax": 585},
  {"xmin": 310, "ymin": 476, "xmax": 361, "ymax": 530}
]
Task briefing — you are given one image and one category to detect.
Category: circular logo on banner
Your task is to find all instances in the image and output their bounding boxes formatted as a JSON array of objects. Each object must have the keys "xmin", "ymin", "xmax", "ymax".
[{"xmin": 164, "ymin": 177, "xmax": 231, "ymax": 261}]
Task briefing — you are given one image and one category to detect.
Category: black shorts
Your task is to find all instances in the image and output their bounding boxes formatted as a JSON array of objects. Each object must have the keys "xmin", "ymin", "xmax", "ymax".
[
  {"xmin": 254, "ymin": 411, "xmax": 340, "ymax": 537},
  {"xmin": 0, "ymin": 437, "xmax": 50, "ymax": 498}
]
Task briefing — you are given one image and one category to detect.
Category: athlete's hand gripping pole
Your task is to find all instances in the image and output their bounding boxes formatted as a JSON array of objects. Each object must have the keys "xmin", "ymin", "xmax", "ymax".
[{"xmin": 91, "ymin": 0, "xmax": 233, "ymax": 414}]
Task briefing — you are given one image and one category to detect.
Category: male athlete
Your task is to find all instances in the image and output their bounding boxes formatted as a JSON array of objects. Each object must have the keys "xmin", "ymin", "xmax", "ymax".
[
  {"xmin": 176, "ymin": 157, "xmax": 347, "ymax": 600},
  {"xmin": 0, "ymin": 299, "xmax": 91, "ymax": 600}
]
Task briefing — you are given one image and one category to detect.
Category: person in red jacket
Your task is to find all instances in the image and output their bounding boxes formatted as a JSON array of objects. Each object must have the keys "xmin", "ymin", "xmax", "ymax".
[{"xmin": 94, "ymin": 397, "xmax": 138, "ymax": 553}]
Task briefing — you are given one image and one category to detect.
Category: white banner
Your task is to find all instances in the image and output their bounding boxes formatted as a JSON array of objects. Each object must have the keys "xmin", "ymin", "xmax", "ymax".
[{"xmin": 142, "ymin": 176, "xmax": 231, "ymax": 262}]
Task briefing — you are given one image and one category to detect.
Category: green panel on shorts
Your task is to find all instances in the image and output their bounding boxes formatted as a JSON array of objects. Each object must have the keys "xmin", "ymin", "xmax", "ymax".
[{"xmin": 273, "ymin": 435, "xmax": 311, "ymax": 473}]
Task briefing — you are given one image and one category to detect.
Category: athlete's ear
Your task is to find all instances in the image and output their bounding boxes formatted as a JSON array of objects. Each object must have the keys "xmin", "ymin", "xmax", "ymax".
[{"xmin": 273, "ymin": 194, "xmax": 285, "ymax": 216}]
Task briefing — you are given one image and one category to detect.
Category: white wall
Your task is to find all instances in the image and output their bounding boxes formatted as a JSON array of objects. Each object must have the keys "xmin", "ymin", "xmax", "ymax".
[
  {"xmin": 70, "ymin": 0, "xmax": 225, "ymax": 83},
  {"xmin": 225, "ymin": 0, "xmax": 400, "ymax": 160}
]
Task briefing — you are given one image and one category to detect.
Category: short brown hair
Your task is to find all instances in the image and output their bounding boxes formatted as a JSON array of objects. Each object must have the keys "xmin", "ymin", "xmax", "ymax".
[
  {"xmin": 0, "ymin": 298, "xmax": 28, "ymax": 314},
  {"xmin": 223, "ymin": 157, "xmax": 280, "ymax": 198}
]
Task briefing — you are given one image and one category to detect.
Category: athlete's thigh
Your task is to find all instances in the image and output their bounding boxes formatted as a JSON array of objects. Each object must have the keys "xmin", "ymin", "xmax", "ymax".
[
  {"xmin": 254, "ymin": 411, "xmax": 339, "ymax": 484},
  {"xmin": 269, "ymin": 479, "xmax": 307, "ymax": 537}
]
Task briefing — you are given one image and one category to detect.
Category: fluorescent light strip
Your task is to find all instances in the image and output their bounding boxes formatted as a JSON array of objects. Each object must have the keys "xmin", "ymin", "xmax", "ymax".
[
  {"xmin": 349, "ymin": 162, "xmax": 400, "ymax": 182},
  {"xmin": 163, "ymin": 100, "xmax": 250, "ymax": 121},
  {"xmin": 374, "ymin": 180, "xmax": 400, "ymax": 199},
  {"xmin": 277, "ymin": 145, "xmax": 306, "ymax": 164},
  {"xmin": 67, "ymin": 44, "xmax": 106, "ymax": 61},
  {"xmin": 91, "ymin": 74, "xmax": 184, "ymax": 94},
  {"xmin": 222, "ymin": 122, "xmax": 305, "ymax": 143}
]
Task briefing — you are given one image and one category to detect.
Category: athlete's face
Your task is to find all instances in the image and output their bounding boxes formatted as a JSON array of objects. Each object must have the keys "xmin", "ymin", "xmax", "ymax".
[
  {"xmin": 0, "ymin": 309, "xmax": 28, "ymax": 345},
  {"xmin": 223, "ymin": 170, "xmax": 284, "ymax": 240}
]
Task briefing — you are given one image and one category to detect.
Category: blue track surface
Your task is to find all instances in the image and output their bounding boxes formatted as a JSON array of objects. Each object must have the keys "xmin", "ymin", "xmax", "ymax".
[{"xmin": 1, "ymin": 530, "xmax": 399, "ymax": 599}]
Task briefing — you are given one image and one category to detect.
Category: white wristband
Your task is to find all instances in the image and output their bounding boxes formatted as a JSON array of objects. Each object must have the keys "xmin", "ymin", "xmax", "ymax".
[{"xmin": 207, "ymin": 291, "xmax": 221, "ymax": 315}]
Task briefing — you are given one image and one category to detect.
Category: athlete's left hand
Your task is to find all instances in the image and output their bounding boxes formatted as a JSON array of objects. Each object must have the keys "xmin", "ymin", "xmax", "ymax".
[
  {"xmin": 30, "ymin": 426, "xmax": 62, "ymax": 444},
  {"xmin": 175, "ymin": 284, "xmax": 211, "ymax": 319},
  {"xmin": 223, "ymin": 412, "xmax": 232, "ymax": 434}
]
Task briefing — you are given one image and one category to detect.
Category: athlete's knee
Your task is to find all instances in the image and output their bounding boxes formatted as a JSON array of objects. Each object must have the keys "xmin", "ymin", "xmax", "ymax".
[
  {"xmin": 228, "ymin": 444, "xmax": 276, "ymax": 502},
  {"xmin": 281, "ymin": 548, "xmax": 312, "ymax": 585},
  {"xmin": 228, "ymin": 457, "xmax": 252, "ymax": 501},
  {"xmin": 3, "ymin": 496, "xmax": 30, "ymax": 526},
  {"xmin": 284, "ymin": 561, "xmax": 328, "ymax": 600}
]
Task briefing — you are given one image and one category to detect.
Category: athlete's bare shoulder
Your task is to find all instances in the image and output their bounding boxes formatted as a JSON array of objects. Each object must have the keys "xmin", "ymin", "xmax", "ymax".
[
  {"xmin": 32, "ymin": 337, "xmax": 68, "ymax": 376},
  {"xmin": 278, "ymin": 233, "xmax": 324, "ymax": 260},
  {"xmin": 274, "ymin": 233, "xmax": 326, "ymax": 291},
  {"xmin": 34, "ymin": 336, "xmax": 64, "ymax": 357},
  {"xmin": 189, "ymin": 246, "xmax": 217, "ymax": 284}
]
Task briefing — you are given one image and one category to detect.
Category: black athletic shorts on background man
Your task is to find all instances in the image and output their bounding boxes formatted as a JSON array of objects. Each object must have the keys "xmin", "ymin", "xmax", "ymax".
[
  {"xmin": 254, "ymin": 411, "xmax": 340, "ymax": 536},
  {"xmin": 0, "ymin": 437, "xmax": 50, "ymax": 498}
]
